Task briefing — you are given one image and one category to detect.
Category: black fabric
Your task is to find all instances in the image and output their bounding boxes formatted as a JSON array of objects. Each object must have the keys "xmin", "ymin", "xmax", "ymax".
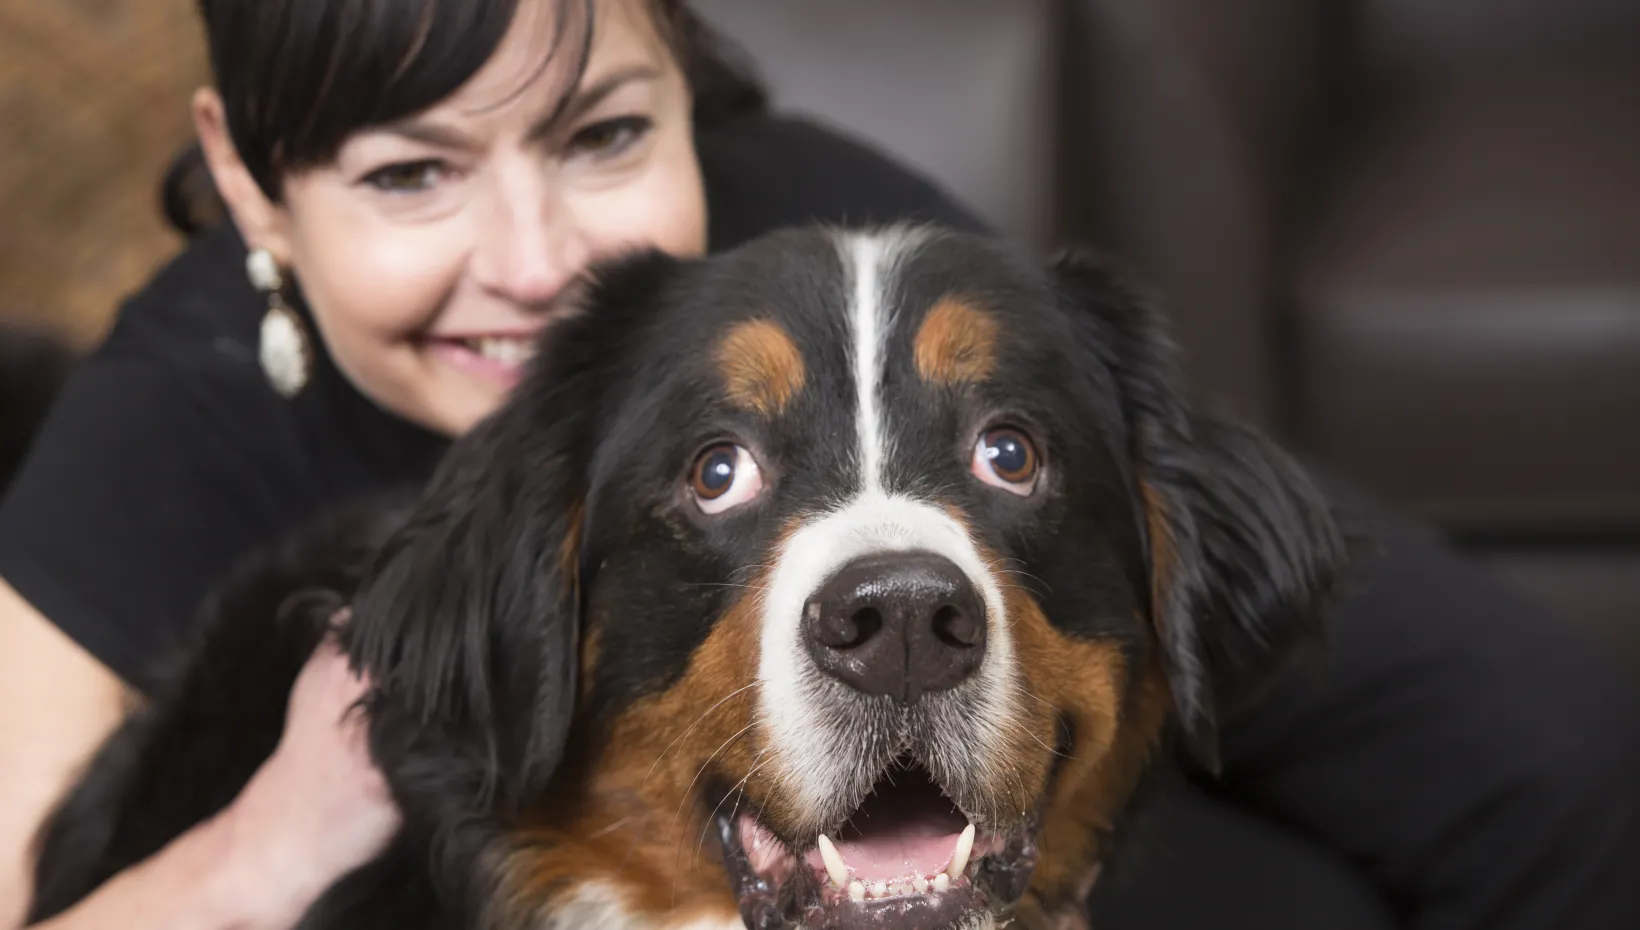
[
  {"xmin": 2, "ymin": 110, "xmax": 1638, "ymax": 929},
  {"xmin": 1204, "ymin": 473, "xmax": 1640, "ymax": 930},
  {"xmin": 1085, "ymin": 472, "xmax": 1640, "ymax": 930}
]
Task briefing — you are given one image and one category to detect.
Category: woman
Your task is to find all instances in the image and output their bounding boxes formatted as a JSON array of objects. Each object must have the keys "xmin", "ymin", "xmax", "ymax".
[{"xmin": 2, "ymin": 1, "xmax": 1636, "ymax": 928}]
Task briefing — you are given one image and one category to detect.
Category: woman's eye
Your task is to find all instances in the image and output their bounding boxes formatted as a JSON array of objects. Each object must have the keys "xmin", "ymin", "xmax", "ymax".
[
  {"xmin": 971, "ymin": 427, "xmax": 1040, "ymax": 496},
  {"xmin": 690, "ymin": 443, "xmax": 764, "ymax": 514},
  {"xmin": 568, "ymin": 116, "xmax": 652, "ymax": 159},
  {"xmin": 361, "ymin": 160, "xmax": 446, "ymax": 193}
]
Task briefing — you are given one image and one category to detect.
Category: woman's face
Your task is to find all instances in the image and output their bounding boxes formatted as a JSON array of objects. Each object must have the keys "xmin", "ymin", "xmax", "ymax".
[{"xmin": 200, "ymin": 0, "xmax": 707, "ymax": 436}]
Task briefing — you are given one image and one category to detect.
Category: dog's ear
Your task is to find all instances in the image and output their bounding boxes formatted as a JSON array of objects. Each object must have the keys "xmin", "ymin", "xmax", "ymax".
[
  {"xmin": 344, "ymin": 249, "xmax": 683, "ymax": 825},
  {"xmin": 1050, "ymin": 248, "xmax": 1348, "ymax": 771}
]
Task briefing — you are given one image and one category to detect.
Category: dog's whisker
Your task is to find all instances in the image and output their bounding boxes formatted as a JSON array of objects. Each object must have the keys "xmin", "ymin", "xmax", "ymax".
[
  {"xmin": 1009, "ymin": 681, "xmax": 1061, "ymax": 714},
  {"xmin": 641, "ymin": 681, "xmax": 758, "ymax": 788},
  {"xmin": 585, "ymin": 815, "xmax": 637, "ymax": 840},
  {"xmin": 992, "ymin": 569, "xmax": 1053, "ymax": 594},
  {"xmin": 691, "ymin": 753, "xmax": 778, "ymax": 869},
  {"xmin": 667, "ymin": 718, "xmax": 759, "ymax": 862}
]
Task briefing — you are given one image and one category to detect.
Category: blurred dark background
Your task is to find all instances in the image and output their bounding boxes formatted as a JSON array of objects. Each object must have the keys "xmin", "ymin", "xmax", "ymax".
[{"xmin": 3, "ymin": 0, "xmax": 1638, "ymax": 658}]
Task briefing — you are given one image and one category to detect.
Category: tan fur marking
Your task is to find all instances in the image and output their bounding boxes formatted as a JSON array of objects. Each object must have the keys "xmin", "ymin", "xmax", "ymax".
[
  {"xmin": 914, "ymin": 295, "xmax": 999, "ymax": 385},
  {"xmin": 1008, "ymin": 589, "xmax": 1170, "ymax": 923},
  {"xmin": 1139, "ymin": 478, "xmax": 1175, "ymax": 619},
  {"xmin": 717, "ymin": 319, "xmax": 805, "ymax": 416},
  {"xmin": 560, "ymin": 498, "xmax": 585, "ymax": 603},
  {"xmin": 950, "ymin": 527, "xmax": 1170, "ymax": 929},
  {"xmin": 495, "ymin": 569, "xmax": 772, "ymax": 928},
  {"xmin": 925, "ymin": 508, "xmax": 1171, "ymax": 927}
]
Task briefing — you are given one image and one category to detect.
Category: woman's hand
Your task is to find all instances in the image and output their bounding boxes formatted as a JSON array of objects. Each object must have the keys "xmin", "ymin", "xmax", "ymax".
[
  {"xmin": 19, "ymin": 621, "xmax": 401, "ymax": 930},
  {"xmin": 214, "ymin": 630, "xmax": 401, "ymax": 927}
]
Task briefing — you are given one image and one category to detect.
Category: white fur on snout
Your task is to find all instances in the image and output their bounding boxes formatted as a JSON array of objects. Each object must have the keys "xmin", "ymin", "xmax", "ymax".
[
  {"xmin": 757, "ymin": 492, "xmax": 1021, "ymax": 823},
  {"xmin": 753, "ymin": 227, "xmax": 1023, "ymax": 827}
]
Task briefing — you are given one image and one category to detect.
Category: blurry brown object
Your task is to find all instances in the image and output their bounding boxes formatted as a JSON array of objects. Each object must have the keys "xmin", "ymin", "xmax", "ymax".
[{"xmin": 0, "ymin": 0, "xmax": 208, "ymax": 349}]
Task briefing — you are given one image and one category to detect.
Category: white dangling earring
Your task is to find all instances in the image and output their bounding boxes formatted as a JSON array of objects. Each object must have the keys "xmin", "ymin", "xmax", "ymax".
[{"xmin": 247, "ymin": 247, "xmax": 311, "ymax": 398}]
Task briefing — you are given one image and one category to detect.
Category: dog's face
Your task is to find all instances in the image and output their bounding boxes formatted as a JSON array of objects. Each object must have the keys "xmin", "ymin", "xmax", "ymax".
[{"xmin": 350, "ymin": 226, "xmax": 1345, "ymax": 930}]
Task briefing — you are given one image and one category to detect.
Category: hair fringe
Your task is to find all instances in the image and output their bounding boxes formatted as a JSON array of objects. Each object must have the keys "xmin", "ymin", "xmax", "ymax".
[{"xmin": 159, "ymin": 0, "xmax": 768, "ymax": 239}]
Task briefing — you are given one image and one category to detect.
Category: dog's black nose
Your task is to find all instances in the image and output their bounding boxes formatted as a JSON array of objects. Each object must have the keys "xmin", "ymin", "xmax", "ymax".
[{"xmin": 802, "ymin": 552, "xmax": 987, "ymax": 704}]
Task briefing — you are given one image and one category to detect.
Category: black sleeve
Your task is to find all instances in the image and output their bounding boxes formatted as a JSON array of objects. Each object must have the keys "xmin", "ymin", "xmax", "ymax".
[
  {"xmin": 696, "ymin": 112, "xmax": 993, "ymax": 252},
  {"xmin": 1217, "ymin": 473, "xmax": 1640, "ymax": 930},
  {"xmin": 0, "ymin": 356, "xmax": 288, "ymax": 693}
]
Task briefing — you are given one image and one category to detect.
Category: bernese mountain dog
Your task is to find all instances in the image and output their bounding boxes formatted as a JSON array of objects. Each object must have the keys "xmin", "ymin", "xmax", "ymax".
[{"xmin": 27, "ymin": 224, "xmax": 1347, "ymax": 930}]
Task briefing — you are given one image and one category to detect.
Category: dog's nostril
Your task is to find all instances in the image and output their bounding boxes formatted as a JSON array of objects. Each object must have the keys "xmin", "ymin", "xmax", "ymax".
[
  {"xmin": 932, "ymin": 604, "xmax": 981, "ymax": 648},
  {"xmin": 845, "ymin": 607, "xmax": 883, "ymax": 648},
  {"xmin": 805, "ymin": 598, "xmax": 884, "ymax": 649}
]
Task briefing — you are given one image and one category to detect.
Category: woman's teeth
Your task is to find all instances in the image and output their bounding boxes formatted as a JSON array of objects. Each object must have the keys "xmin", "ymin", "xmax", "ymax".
[{"xmin": 461, "ymin": 336, "xmax": 535, "ymax": 365}]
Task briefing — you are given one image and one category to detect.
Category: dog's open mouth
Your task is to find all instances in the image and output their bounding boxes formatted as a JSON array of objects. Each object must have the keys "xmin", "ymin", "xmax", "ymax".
[{"xmin": 718, "ymin": 759, "xmax": 1039, "ymax": 930}]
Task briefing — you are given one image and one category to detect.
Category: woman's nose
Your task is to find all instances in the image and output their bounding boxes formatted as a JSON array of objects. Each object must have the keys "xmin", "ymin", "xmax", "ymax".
[{"xmin": 470, "ymin": 175, "xmax": 591, "ymax": 308}]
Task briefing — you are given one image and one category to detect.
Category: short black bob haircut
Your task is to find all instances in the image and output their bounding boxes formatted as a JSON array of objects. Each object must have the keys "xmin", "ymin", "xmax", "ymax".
[{"xmin": 162, "ymin": 0, "xmax": 766, "ymax": 235}]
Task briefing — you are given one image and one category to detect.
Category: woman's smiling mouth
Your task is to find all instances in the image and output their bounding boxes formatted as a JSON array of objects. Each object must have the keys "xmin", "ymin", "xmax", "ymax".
[{"xmin": 425, "ymin": 332, "xmax": 541, "ymax": 385}]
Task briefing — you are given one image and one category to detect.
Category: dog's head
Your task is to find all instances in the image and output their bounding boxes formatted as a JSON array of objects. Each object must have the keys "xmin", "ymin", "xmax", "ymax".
[{"xmin": 347, "ymin": 226, "xmax": 1346, "ymax": 930}]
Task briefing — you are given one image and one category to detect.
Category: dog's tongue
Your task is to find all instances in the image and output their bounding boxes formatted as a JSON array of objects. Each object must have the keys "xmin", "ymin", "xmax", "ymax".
[
  {"xmin": 804, "ymin": 770, "xmax": 970, "ymax": 882},
  {"xmin": 805, "ymin": 817, "xmax": 964, "ymax": 881}
]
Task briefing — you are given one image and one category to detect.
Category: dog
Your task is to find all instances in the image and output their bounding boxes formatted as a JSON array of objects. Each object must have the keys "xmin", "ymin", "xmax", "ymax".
[{"xmin": 27, "ymin": 224, "xmax": 1347, "ymax": 930}]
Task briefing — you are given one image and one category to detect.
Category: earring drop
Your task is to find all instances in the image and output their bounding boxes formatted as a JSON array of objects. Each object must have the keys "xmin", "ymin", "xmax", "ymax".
[{"xmin": 247, "ymin": 247, "xmax": 312, "ymax": 398}]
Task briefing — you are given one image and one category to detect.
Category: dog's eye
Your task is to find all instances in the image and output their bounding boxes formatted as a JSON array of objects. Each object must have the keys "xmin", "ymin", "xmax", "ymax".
[
  {"xmin": 691, "ymin": 443, "xmax": 764, "ymax": 513},
  {"xmin": 972, "ymin": 428, "xmax": 1039, "ymax": 495}
]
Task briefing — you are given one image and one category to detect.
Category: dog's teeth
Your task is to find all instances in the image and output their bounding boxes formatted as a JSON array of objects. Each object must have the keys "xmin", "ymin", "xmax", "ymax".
[
  {"xmin": 870, "ymin": 881, "xmax": 887, "ymax": 899},
  {"xmin": 947, "ymin": 823, "xmax": 976, "ymax": 879},
  {"xmin": 933, "ymin": 873, "xmax": 951, "ymax": 893},
  {"xmin": 913, "ymin": 875, "xmax": 929, "ymax": 893},
  {"xmin": 817, "ymin": 834, "xmax": 849, "ymax": 887},
  {"xmin": 889, "ymin": 881, "xmax": 907, "ymax": 897},
  {"xmin": 848, "ymin": 881, "xmax": 866, "ymax": 902}
]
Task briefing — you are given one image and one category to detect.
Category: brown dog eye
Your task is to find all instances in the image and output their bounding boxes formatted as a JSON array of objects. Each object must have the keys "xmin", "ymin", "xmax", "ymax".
[
  {"xmin": 972, "ymin": 428, "xmax": 1039, "ymax": 495},
  {"xmin": 691, "ymin": 443, "xmax": 764, "ymax": 513}
]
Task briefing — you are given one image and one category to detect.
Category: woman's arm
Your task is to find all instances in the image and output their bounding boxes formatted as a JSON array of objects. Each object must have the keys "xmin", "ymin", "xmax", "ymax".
[
  {"xmin": 1, "ymin": 583, "xmax": 400, "ymax": 930},
  {"xmin": 0, "ymin": 579, "xmax": 126, "ymax": 928},
  {"xmin": 22, "ymin": 812, "xmax": 262, "ymax": 930}
]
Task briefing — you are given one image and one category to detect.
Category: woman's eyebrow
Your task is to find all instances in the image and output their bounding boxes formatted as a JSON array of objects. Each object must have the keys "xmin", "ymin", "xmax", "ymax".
[
  {"xmin": 379, "ymin": 120, "xmax": 479, "ymax": 151},
  {"xmin": 530, "ymin": 63, "xmax": 663, "ymax": 140},
  {"xmin": 366, "ymin": 64, "xmax": 664, "ymax": 151}
]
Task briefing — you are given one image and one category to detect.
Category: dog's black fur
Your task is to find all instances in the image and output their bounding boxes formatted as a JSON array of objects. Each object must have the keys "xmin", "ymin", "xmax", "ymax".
[{"xmin": 27, "ymin": 227, "xmax": 1347, "ymax": 929}]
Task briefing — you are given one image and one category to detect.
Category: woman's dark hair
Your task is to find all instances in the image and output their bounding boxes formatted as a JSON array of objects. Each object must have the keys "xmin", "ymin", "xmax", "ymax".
[{"xmin": 161, "ymin": 0, "xmax": 766, "ymax": 236}]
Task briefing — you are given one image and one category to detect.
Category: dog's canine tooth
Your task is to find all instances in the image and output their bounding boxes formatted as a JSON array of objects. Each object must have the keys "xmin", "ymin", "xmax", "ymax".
[
  {"xmin": 947, "ymin": 823, "xmax": 976, "ymax": 879},
  {"xmin": 817, "ymin": 833, "xmax": 849, "ymax": 887}
]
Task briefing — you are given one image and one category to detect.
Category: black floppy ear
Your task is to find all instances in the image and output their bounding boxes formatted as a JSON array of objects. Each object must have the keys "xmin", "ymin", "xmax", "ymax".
[
  {"xmin": 343, "ymin": 249, "xmax": 683, "ymax": 828},
  {"xmin": 1051, "ymin": 248, "xmax": 1348, "ymax": 771}
]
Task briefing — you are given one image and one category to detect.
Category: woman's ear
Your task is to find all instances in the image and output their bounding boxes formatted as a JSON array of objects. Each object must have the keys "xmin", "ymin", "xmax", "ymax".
[
  {"xmin": 191, "ymin": 87, "xmax": 293, "ymax": 262},
  {"xmin": 1050, "ymin": 248, "xmax": 1350, "ymax": 772}
]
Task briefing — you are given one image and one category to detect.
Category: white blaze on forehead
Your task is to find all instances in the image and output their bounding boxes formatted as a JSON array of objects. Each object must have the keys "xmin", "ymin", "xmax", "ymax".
[
  {"xmin": 845, "ymin": 230, "xmax": 897, "ymax": 493},
  {"xmin": 753, "ymin": 227, "xmax": 1022, "ymax": 824}
]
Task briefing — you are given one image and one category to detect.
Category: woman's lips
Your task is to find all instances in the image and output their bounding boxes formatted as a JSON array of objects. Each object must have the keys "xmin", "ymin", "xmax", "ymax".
[{"xmin": 426, "ymin": 333, "xmax": 538, "ymax": 387}]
